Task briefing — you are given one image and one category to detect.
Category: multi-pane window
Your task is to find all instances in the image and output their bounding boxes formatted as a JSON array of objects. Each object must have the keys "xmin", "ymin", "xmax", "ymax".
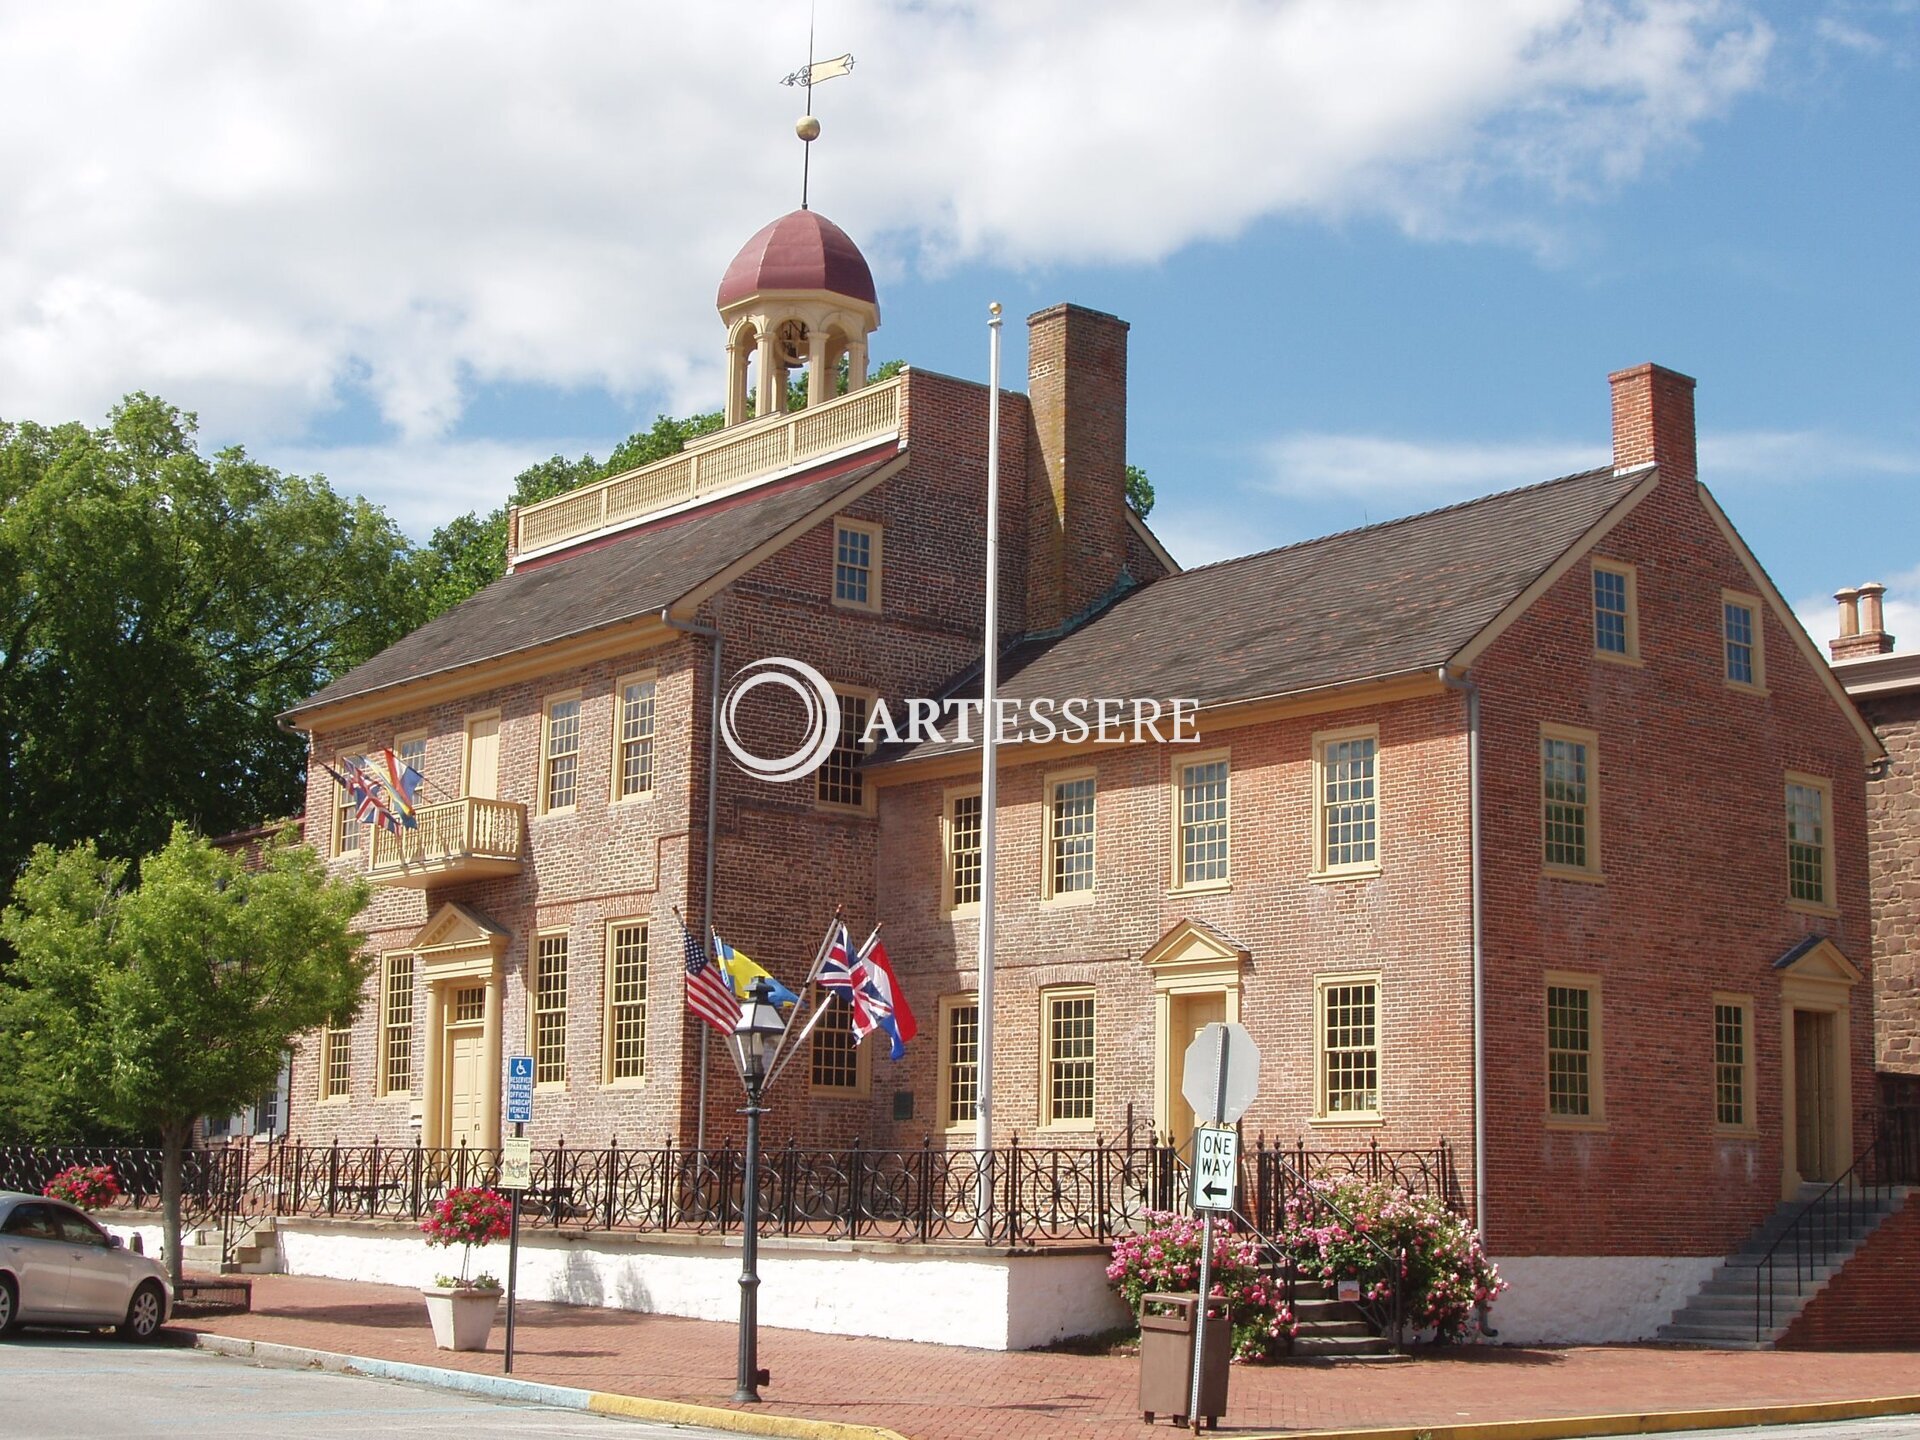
[
  {"xmin": 833, "ymin": 522, "xmax": 878, "ymax": 608},
  {"xmin": 381, "ymin": 953, "xmax": 414, "ymax": 1096},
  {"xmin": 1317, "ymin": 733, "xmax": 1377, "ymax": 872},
  {"xmin": 398, "ymin": 733, "xmax": 427, "ymax": 786},
  {"xmin": 1714, "ymin": 1000, "xmax": 1749, "ymax": 1129},
  {"xmin": 335, "ymin": 787, "xmax": 361, "ymax": 856},
  {"xmin": 1048, "ymin": 776, "xmax": 1097, "ymax": 897},
  {"xmin": 1043, "ymin": 989, "xmax": 1095, "ymax": 1126},
  {"xmin": 1177, "ymin": 758, "xmax": 1230, "ymax": 886},
  {"xmin": 322, "ymin": 1025, "xmax": 351, "ymax": 1099},
  {"xmin": 811, "ymin": 999, "xmax": 861, "ymax": 1091},
  {"xmin": 1318, "ymin": 978, "xmax": 1380, "ymax": 1117},
  {"xmin": 452, "ymin": 985, "xmax": 486, "ymax": 1023},
  {"xmin": 1724, "ymin": 600, "xmax": 1758, "ymax": 687},
  {"xmin": 1542, "ymin": 729, "xmax": 1597, "ymax": 873},
  {"xmin": 1787, "ymin": 779, "xmax": 1830, "ymax": 906},
  {"xmin": 1546, "ymin": 983, "xmax": 1598, "ymax": 1119},
  {"xmin": 943, "ymin": 998, "xmax": 980, "ymax": 1128},
  {"xmin": 948, "ymin": 791, "xmax": 983, "ymax": 909},
  {"xmin": 817, "ymin": 692, "xmax": 869, "ymax": 808},
  {"xmin": 606, "ymin": 923, "xmax": 647, "ymax": 1082},
  {"xmin": 616, "ymin": 679, "xmax": 656, "ymax": 799},
  {"xmin": 544, "ymin": 697, "xmax": 581, "ymax": 812},
  {"xmin": 534, "ymin": 934, "xmax": 569, "ymax": 1085},
  {"xmin": 1592, "ymin": 562, "xmax": 1634, "ymax": 658}
]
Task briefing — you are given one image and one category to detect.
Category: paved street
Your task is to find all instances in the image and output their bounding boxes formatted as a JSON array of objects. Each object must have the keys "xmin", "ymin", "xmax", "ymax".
[
  {"xmin": 1657, "ymin": 1423, "xmax": 1920, "ymax": 1440},
  {"xmin": 0, "ymin": 1333, "xmax": 741, "ymax": 1440}
]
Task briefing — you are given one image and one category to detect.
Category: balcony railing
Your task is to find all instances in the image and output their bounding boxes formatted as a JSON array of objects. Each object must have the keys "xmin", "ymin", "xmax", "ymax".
[
  {"xmin": 367, "ymin": 797, "xmax": 526, "ymax": 888},
  {"xmin": 511, "ymin": 376, "xmax": 903, "ymax": 558}
]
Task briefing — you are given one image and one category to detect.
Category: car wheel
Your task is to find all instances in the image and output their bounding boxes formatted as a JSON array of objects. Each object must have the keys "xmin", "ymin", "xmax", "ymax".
[
  {"xmin": 0, "ymin": 1274, "xmax": 17, "ymax": 1337},
  {"xmin": 118, "ymin": 1281, "xmax": 165, "ymax": 1342}
]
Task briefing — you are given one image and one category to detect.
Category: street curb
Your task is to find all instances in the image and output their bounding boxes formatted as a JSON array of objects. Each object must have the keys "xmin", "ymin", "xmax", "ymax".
[
  {"xmin": 189, "ymin": 1332, "xmax": 909, "ymax": 1440},
  {"xmin": 1232, "ymin": 1391, "xmax": 1920, "ymax": 1440}
]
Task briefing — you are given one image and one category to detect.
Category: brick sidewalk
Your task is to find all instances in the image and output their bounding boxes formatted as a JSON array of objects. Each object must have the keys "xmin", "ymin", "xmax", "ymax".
[{"xmin": 181, "ymin": 1275, "xmax": 1920, "ymax": 1440}]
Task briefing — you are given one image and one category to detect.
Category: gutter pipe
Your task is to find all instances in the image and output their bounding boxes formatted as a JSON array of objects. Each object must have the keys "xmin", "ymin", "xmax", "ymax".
[
  {"xmin": 664, "ymin": 608, "xmax": 723, "ymax": 1152},
  {"xmin": 1437, "ymin": 666, "xmax": 1486, "ymax": 1242}
]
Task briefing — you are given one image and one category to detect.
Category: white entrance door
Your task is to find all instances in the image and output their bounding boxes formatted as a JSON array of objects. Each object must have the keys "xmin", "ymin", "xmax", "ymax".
[
  {"xmin": 1168, "ymin": 991, "xmax": 1228, "ymax": 1156},
  {"xmin": 464, "ymin": 715, "xmax": 500, "ymax": 800},
  {"xmin": 445, "ymin": 1029, "xmax": 488, "ymax": 1149}
]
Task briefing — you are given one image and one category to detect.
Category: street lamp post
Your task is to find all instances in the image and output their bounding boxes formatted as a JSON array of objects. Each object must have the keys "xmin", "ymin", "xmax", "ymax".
[{"xmin": 728, "ymin": 978, "xmax": 784, "ymax": 1404}]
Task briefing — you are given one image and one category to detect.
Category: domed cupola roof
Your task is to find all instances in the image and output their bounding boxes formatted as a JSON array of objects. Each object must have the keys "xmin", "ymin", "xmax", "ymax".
[{"xmin": 717, "ymin": 209, "xmax": 877, "ymax": 309}]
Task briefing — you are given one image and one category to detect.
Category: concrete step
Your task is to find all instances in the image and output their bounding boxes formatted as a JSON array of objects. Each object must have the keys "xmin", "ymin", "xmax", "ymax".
[
  {"xmin": 1292, "ymin": 1334, "xmax": 1393, "ymax": 1357},
  {"xmin": 1295, "ymin": 1320, "xmax": 1374, "ymax": 1339}
]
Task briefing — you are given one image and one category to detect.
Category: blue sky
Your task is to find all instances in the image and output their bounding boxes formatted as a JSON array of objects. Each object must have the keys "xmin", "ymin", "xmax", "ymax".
[{"xmin": 3, "ymin": 2, "xmax": 1915, "ymax": 645}]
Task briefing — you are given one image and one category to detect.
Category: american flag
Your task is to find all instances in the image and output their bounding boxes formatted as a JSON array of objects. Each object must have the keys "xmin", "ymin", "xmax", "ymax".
[{"xmin": 683, "ymin": 922, "xmax": 738, "ymax": 1034}]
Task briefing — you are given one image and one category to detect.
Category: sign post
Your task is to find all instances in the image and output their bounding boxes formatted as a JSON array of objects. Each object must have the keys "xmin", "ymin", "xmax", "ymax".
[
  {"xmin": 1179, "ymin": 1023, "xmax": 1260, "ymax": 1435},
  {"xmin": 502, "ymin": 1055, "xmax": 534, "ymax": 1374}
]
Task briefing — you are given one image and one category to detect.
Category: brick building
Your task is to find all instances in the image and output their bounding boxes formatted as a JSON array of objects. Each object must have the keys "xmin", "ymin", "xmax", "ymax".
[
  {"xmin": 1827, "ymin": 584, "xmax": 1920, "ymax": 1095},
  {"xmin": 282, "ymin": 207, "xmax": 1882, "ymax": 1338}
]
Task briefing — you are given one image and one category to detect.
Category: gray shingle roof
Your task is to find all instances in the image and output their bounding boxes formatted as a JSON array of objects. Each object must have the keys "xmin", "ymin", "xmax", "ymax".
[
  {"xmin": 878, "ymin": 465, "xmax": 1641, "ymax": 764},
  {"xmin": 288, "ymin": 456, "xmax": 894, "ymax": 719}
]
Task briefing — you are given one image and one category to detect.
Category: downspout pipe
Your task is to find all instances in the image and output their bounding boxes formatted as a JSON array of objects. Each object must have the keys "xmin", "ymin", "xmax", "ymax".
[
  {"xmin": 665, "ymin": 608, "xmax": 723, "ymax": 1153},
  {"xmin": 1437, "ymin": 667, "xmax": 1486, "ymax": 1243}
]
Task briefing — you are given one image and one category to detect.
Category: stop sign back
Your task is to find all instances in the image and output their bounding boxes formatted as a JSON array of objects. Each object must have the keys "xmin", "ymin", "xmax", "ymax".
[{"xmin": 1181, "ymin": 1021, "xmax": 1260, "ymax": 1125}]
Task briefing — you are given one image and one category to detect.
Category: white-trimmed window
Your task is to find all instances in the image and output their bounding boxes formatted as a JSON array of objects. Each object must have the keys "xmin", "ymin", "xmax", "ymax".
[
  {"xmin": 945, "ymin": 788, "xmax": 983, "ymax": 911},
  {"xmin": 542, "ymin": 695, "xmax": 582, "ymax": 813},
  {"xmin": 816, "ymin": 689, "xmax": 872, "ymax": 811},
  {"xmin": 1545, "ymin": 974, "xmax": 1604, "ymax": 1124},
  {"xmin": 1045, "ymin": 773, "xmax": 1097, "ymax": 899},
  {"xmin": 1786, "ymin": 774, "xmax": 1835, "ymax": 911},
  {"xmin": 614, "ymin": 676, "xmax": 656, "ymax": 800},
  {"xmin": 605, "ymin": 921, "xmax": 647, "ymax": 1083},
  {"xmin": 534, "ymin": 932, "xmax": 569, "ymax": 1086},
  {"xmin": 1713, "ymin": 994, "xmax": 1754, "ymax": 1132},
  {"xmin": 380, "ymin": 952, "xmax": 413, "ymax": 1096},
  {"xmin": 940, "ymin": 994, "xmax": 981, "ymax": 1130},
  {"xmin": 334, "ymin": 783, "xmax": 362, "ymax": 857},
  {"xmin": 1314, "ymin": 728, "xmax": 1378, "ymax": 875},
  {"xmin": 810, "ymin": 999, "xmax": 865, "ymax": 1093},
  {"xmin": 1174, "ymin": 753, "xmax": 1230, "ymax": 889},
  {"xmin": 1722, "ymin": 592, "xmax": 1765, "ymax": 691},
  {"xmin": 1592, "ymin": 559, "xmax": 1639, "ymax": 662},
  {"xmin": 397, "ymin": 731, "xmax": 427, "ymax": 787},
  {"xmin": 832, "ymin": 520, "xmax": 882, "ymax": 612},
  {"xmin": 1041, "ymin": 987, "xmax": 1095, "ymax": 1128},
  {"xmin": 321, "ymin": 1024, "xmax": 351, "ymax": 1100},
  {"xmin": 1316, "ymin": 976, "xmax": 1380, "ymax": 1119},
  {"xmin": 1541, "ymin": 724, "xmax": 1602, "ymax": 878}
]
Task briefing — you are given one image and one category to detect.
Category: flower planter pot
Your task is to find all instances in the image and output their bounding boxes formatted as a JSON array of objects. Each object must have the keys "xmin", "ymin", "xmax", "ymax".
[{"xmin": 422, "ymin": 1286, "xmax": 502, "ymax": 1351}]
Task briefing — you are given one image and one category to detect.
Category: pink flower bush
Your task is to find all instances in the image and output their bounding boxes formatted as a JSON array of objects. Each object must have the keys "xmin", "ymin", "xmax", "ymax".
[
  {"xmin": 421, "ymin": 1186, "xmax": 512, "ymax": 1287},
  {"xmin": 43, "ymin": 1163, "xmax": 120, "ymax": 1211},
  {"xmin": 1107, "ymin": 1210, "xmax": 1295, "ymax": 1361}
]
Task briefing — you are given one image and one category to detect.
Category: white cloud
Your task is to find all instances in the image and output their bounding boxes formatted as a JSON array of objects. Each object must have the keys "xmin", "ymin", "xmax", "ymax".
[
  {"xmin": 1700, "ymin": 429, "xmax": 1920, "ymax": 483},
  {"xmin": 0, "ymin": 1, "xmax": 1774, "ymax": 457},
  {"xmin": 1256, "ymin": 433, "xmax": 1602, "ymax": 502},
  {"xmin": 1793, "ymin": 561, "xmax": 1920, "ymax": 658}
]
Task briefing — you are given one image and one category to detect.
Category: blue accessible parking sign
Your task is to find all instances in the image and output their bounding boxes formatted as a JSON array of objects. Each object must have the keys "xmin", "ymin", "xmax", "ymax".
[{"xmin": 506, "ymin": 1055, "xmax": 534, "ymax": 1123}]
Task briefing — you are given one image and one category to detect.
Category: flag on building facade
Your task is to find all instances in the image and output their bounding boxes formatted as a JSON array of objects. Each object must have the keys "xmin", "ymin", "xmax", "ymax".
[
  {"xmin": 855, "ymin": 933, "xmax": 916, "ymax": 1061},
  {"xmin": 330, "ymin": 757, "xmax": 399, "ymax": 834},
  {"xmin": 712, "ymin": 930, "xmax": 800, "ymax": 1009},
  {"xmin": 371, "ymin": 748, "xmax": 424, "ymax": 828},
  {"xmin": 682, "ymin": 922, "xmax": 738, "ymax": 1034},
  {"xmin": 818, "ymin": 922, "xmax": 879, "ymax": 1033}
]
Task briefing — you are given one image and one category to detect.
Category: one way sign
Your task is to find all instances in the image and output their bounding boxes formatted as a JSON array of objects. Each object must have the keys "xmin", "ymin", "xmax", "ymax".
[{"xmin": 1191, "ymin": 1126, "xmax": 1238, "ymax": 1213}]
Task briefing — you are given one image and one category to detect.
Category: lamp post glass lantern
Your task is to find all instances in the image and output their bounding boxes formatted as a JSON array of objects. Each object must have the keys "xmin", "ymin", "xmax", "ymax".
[{"xmin": 731, "ymin": 978, "xmax": 785, "ymax": 1403}]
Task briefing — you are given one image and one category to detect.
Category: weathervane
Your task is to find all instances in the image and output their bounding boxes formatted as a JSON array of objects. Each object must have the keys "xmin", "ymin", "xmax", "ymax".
[{"xmin": 779, "ymin": 1, "xmax": 853, "ymax": 210}]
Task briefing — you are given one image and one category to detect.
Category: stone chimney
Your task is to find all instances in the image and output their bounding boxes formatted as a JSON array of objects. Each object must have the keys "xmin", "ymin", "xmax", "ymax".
[
  {"xmin": 1026, "ymin": 304, "xmax": 1130, "ymax": 633},
  {"xmin": 1831, "ymin": 581, "xmax": 1896, "ymax": 661},
  {"xmin": 1608, "ymin": 363, "xmax": 1697, "ymax": 485}
]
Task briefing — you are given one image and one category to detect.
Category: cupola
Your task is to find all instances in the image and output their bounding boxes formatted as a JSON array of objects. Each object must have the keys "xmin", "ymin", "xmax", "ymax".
[{"xmin": 717, "ymin": 209, "xmax": 880, "ymax": 426}]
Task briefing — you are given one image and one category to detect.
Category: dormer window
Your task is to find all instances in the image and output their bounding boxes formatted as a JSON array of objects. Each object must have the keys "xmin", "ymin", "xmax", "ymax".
[{"xmin": 1591, "ymin": 559, "xmax": 1639, "ymax": 663}]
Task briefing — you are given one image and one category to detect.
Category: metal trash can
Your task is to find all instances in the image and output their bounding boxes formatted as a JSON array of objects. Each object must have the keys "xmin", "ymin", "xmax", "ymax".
[{"xmin": 1138, "ymin": 1291, "xmax": 1230, "ymax": 1428}]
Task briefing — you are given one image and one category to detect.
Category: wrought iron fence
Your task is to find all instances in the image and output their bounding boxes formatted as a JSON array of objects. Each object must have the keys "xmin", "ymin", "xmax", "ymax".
[{"xmin": 1, "ymin": 1129, "xmax": 1461, "ymax": 1251}]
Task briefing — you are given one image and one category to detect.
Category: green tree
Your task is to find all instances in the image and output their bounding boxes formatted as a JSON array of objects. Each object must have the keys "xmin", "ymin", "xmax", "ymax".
[
  {"xmin": 0, "ymin": 395, "xmax": 426, "ymax": 886},
  {"xmin": 0, "ymin": 824, "xmax": 371, "ymax": 1283},
  {"xmin": 1125, "ymin": 463, "xmax": 1155, "ymax": 518}
]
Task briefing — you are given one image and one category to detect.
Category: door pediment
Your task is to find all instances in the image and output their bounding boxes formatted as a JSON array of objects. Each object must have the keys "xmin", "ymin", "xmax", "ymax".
[
  {"xmin": 410, "ymin": 901, "xmax": 511, "ymax": 979},
  {"xmin": 1141, "ymin": 919, "xmax": 1248, "ymax": 990},
  {"xmin": 1773, "ymin": 936, "xmax": 1862, "ymax": 988}
]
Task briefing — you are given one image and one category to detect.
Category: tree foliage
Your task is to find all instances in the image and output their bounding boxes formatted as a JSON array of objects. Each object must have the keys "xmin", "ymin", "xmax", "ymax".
[
  {"xmin": 1125, "ymin": 463, "xmax": 1155, "ymax": 518},
  {"xmin": 0, "ymin": 396, "xmax": 425, "ymax": 886},
  {"xmin": 0, "ymin": 824, "xmax": 371, "ymax": 1278}
]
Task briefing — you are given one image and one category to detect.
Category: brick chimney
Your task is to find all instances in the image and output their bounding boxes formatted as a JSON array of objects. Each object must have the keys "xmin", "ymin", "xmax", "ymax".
[
  {"xmin": 1830, "ymin": 581, "xmax": 1896, "ymax": 661},
  {"xmin": 1608, "ymin": 363, "xmax": 1697, "ymax": 485},
  {"xmin": 1026, "ymin": 304, "xmax": 1130, "ymax": 633}
]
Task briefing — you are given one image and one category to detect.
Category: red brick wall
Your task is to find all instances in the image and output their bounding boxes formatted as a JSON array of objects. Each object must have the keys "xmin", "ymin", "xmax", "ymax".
[
  {"xmin": 1853, "ymin": 689, "xmax": 1920, "ymax": 1076},
  {"xmin": 1474, "ymin": 456, "xmax": 1875, "ymax": 1256},
  {"xmin": 1778, "ymin": 1192, "xmax": 1920, "ymax": 1349}
]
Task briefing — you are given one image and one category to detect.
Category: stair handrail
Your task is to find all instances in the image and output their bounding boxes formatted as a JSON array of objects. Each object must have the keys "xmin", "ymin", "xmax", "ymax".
[{"xmin": 1752, "ymin": 1117, "xmax": 1904, "ymax": 1343}]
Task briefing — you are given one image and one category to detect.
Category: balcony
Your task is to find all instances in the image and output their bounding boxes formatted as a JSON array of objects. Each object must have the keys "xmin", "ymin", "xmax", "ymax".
[
  {"xmin": 367, "ymin": 798, "xmax": 527, "ymax": 889},
  {"xmin": 510, "ymin": 375, "xmax": 903, "ymax": 560}
]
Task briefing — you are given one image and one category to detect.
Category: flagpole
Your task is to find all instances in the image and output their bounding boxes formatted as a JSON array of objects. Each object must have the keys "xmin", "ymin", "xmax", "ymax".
[
  {"xmin": 976, "ymin": 302, "xmax": 1002, "ymax": 1219},
  {"xmin": 762, "ymin": 912, "xmax": 847, "ymax": 1089}
]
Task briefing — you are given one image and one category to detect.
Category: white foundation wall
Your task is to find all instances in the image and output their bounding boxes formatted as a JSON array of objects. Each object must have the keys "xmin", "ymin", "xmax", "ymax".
[
  {"xmin": 274, "ymin": 1222, "xmax": 1127, "ymax": 1350},
  {"xmin": 1490, "ymin": 1255, "xmax": 1720, "ymax": 1343}
]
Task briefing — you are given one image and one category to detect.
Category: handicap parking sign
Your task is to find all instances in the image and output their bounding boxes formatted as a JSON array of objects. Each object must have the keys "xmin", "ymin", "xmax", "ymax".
[{"xmin": 507, "ymin": 1055, "xmax": 534, "ymax": 1123}]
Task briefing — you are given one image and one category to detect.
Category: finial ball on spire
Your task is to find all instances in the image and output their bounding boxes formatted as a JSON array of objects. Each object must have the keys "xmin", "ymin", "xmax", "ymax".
[{"xmin": 796, "ymin": 115, "xmax": 821, "ymax": 142}]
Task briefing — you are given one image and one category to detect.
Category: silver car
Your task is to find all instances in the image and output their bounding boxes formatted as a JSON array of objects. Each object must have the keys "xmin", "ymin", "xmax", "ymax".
[{"xmin": 0, "ymin": 1191, "xmax": 172, "ymax": 1340}]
